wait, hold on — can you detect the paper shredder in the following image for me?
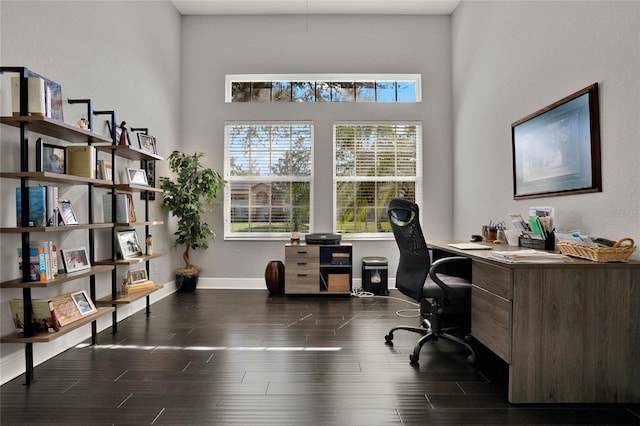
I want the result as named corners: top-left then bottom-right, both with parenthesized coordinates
top-left (361, 256), bottom-right (388, 295)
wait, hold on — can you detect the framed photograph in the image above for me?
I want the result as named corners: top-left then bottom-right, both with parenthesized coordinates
top-left (137, 133), bottom-right (157, 155)
top-left (126, 168), bottom-right (149, 186)
top-left (105, 119), bottom-right (130, 145)
top-left (61, 247), bottom-right (91, 273)
top-left (117, 229), bottom-right (142, 258)
top-left (70, 289), bottom-right (97, 316)
top-left (58, 199), bottom-right (79, 225)
top-left (98, 160), bottom-right (113, 182)
top-left (127, 268), bottom-right (148, 284)
top-left (512, 83), bottom-right (601, 199)
top-left (35, 138), bottom-right (66, 174)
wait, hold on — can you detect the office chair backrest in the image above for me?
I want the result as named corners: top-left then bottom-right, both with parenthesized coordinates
top-left (388, 198), bottom-right (430, 302)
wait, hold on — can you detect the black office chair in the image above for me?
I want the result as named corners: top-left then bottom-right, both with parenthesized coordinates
top-left (384, 198), bottom-right (476, 365)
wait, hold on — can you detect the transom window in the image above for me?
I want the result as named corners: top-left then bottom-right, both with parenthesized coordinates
top-left (224, 122), bottom-right (313, 240)
top-left (333, 122), bottom-right (422, 239)
top-left (226, 74), bottom-right (421, 103)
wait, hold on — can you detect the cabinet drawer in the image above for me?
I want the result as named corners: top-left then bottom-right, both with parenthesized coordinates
top-left (472, 261), bottom-right (512, 300)
top-left (472, 285), bottom-right (511, 363)
top-left (285, 245), bottom-right (319, 261)
top-left (285, 269), bottom-right (319, 293)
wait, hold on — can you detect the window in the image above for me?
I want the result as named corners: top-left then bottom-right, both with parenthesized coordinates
top-left (226, 74), bottom-right (421, 103)
top-left (333, 122), bottom-right (422, 239)
top-left (224, 122), bottom-right (313, 240)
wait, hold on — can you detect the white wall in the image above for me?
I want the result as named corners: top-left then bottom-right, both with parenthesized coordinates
top-left (452, 0), bottom-right (640, 253)
top-left (0, 1), bottom-right (182, 384)
top-left (180, 14), bottom-right (455, 280)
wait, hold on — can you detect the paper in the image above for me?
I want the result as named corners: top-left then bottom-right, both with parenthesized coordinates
top-left (448, 243), bottom-right (492, 250)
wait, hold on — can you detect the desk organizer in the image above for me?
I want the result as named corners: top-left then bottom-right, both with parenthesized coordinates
top-left (557, 238), bottom-right (636, 262)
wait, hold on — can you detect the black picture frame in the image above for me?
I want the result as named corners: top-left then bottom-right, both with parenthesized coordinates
top-left (512, 83), bottom-right (601, 199)
top-left (35, 138), bottom-right (66, 174)
top-left (106, 119), bottom-right (130, 145)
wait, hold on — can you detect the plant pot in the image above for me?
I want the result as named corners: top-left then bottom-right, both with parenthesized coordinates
top-left (175, 267), bottom-right (200, 292)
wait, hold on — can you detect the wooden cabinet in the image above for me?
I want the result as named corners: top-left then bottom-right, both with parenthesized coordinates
top-left (285, 243), bottom-right (352, 295)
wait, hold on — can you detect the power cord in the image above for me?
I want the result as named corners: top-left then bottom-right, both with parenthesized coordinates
top-left (350, 288), bottom-right (420, 318)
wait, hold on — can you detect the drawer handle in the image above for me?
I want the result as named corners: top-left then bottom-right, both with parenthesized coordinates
top-left (297, 273), bottom-right (307, 277)
top-left (297, 251), bottom-right (308, 254)
top-left (297, 262), bottom-right (307, 266)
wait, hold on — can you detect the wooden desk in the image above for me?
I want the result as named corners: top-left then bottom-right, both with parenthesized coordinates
top-left (428, 240), bottom-right (640, 404)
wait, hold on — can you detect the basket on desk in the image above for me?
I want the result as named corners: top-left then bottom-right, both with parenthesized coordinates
top-left (557, 238), bottom-right (636, 262)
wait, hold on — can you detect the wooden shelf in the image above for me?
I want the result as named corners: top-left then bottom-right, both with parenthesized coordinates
top-left (0, 171), bottom-right (113, 186)
top-left (1, 223), bottom-right (113, 233)
top-left (95, 284), bottom-right (164, 306)
top-left (113, 220), bottom-right (164, 227)
top-left (95, 144), bottom-right (163, 162)
top-left (113, 183), bottom-right (163, 193)
top-left (1, 265), bottom-right (115, 289)
top-left (1, 116), bottom-right (112, 144)
top-left (95, 252), bottom-right (163, 266)
top-left (0, 307), bottom-right (115, 343)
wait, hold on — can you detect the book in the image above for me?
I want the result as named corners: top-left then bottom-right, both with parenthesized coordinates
top-left (103, 193), bottom-right (131, 223)
top-left (17, 246), bottom-right (40, 281)
top-left (50, 243), bottom-right (59, 278)
top-left (66, 145), bottom-right (96, 178)
top-left (127, 280), bottom-right (157, 294)
top-left (11, 76), bottom-right (45, 116)
top-left (46, 186), bottom-right (59, 226)
top-left (9, 299), bottom-right (58, 333)
top-left (15, 186), bottom-right (47, 227)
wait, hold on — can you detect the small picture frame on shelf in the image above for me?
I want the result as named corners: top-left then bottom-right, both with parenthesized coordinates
top-left (70, 289), bottom-right (97, 316)
top-left (127, 268), bottom-right (148, 284)
top-left (61, 247), bottom-right (91, 273)
top-left (137, 133), bottom-right (157, 155)
top-left (105, 119), bottom-right (130, 145)
top-left (126, 168), bottom-right (149, 186)
top-left (35, 138), bottom-right (66, 174)
top-left (57, 199), bottom-right (78, 225)
top-left (117, 229), bottom-right (143, 259)
top-left (98, 160), bottom-right (113, 182)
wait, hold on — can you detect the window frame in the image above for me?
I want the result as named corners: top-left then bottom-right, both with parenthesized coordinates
top-left (332, 121), bottom-right (423, 240)
top-left (225, 73), bottom-right (422, 103)
top-left (224, 121), bottom-right (314, 241)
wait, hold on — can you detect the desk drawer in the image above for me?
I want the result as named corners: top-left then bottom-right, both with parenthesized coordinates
top-left (472, 285), bottom-right (511, 363)
top-left (473, 262), bottom-right (512, 300)
top-left (285, 268), bottom-right (319, 293)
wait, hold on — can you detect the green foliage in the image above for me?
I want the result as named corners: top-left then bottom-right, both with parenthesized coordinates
top-left (159, 151), bottom-right (225, 270)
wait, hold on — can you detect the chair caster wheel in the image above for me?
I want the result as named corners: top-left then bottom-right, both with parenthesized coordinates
top-left (409, 354), bottom-right (419, 365)
top-left (467, 354), bottom-right (476, 364)
top-left (464, 334), bottom-right (472, 342)
top-left (384, 334), bottom-right (394, 345)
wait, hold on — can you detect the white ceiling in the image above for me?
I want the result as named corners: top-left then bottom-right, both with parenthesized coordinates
top-left (171, 0), bottom-right (461, 16)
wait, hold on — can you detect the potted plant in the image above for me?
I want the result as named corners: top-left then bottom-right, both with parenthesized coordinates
top-left (159, 151), bottom-right (225, 292)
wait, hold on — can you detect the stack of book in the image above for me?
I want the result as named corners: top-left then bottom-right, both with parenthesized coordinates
top-left (15, 185), bottom-right (59, 227)
top-left (17, 240), bottom-right (58, 281)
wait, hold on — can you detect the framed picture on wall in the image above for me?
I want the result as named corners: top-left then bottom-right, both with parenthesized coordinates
top-left (512, 83), bottom-right (601, 199)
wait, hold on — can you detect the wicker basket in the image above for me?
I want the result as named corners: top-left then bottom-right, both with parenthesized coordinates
top-left (557, 238), bottom-right (636, 262)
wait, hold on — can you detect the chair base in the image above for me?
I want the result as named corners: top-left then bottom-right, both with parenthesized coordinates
top-left (385, 320), bottom-right (476, 365)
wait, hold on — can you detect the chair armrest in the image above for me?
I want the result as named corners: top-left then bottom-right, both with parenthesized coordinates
top-left (429, 256), bottom-right (472, 301)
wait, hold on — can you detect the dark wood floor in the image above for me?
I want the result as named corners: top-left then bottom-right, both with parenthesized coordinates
top-left (2, 289), bottom-right (639, 425)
